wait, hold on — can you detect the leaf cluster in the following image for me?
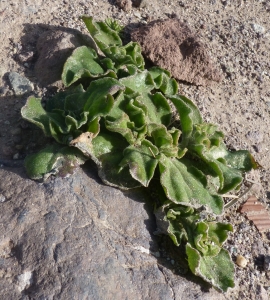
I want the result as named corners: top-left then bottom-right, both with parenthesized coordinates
top-left (21, 16), bottom-right (258, 292)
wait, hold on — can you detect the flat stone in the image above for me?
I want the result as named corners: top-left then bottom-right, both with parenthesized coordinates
top-left (0, 166), bottom-right (225, 299)
top-left (8, 72), bottom-right (33, 95)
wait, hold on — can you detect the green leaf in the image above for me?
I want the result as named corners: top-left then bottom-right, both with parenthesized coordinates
top-left (106, 91), bottom-right (147, 144)
top-left (24, 144), bottom-right (87, 181)
top-left (186, 244), bottom-right (235, 292)
top-left (147, 123), bottom-right (180, 157)
top-left (70, 131), bottom-right (140, 189)
top-left (148, 66), bottom-right (178, 95)
top-left (82, 16), bottom-right (122, 51)
top-left (169, 95), bottom-right (203, 146)
top-left (120, 139), bottom-right (159, 187)
top-left (158, 155), bottom-right (223, 215)
top-left (83, 77), bottom-right (125, 121)
top-left (193, 221), bottom-right (233, 257)
top-left (62, 46), bottom-right (105, 87)
top-left (21, 96), bottom-right (51, 136)
top-left (119, 70), bottom-right (155, 92)
top-left (105, 18), bottom-right (124, 33)
top-left (46, 85), bottom-right (85, 112)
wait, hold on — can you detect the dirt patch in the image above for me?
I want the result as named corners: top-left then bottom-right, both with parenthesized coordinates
top-left (131, 18), bottom-right (223, 86)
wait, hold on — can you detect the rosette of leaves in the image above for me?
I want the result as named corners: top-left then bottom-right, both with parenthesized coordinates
top-left (21, 16), bottom-right (258, 291)
top-left (155, 201), bottom-right (234, 292)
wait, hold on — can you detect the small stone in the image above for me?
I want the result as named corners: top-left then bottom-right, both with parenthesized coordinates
top-left (17, 271), bottom-right (33, 292)
top-left (0, 194), bottom-right (6, 203)
top-left (251, 24), bottom-right (265, 34)
top-left (236, 255), bottom-right (248, 268)
top-left (134, 11), bottom-right (141, 18)
top-left (4, 120), bottom-right (10, 125)
top-left (115, 0), bottom-right (132, 11)
top-left (8, 72), bottom-right (33, 96)
top-left (13, 153), bottom-right (19, 160)
top-left (0, 240), bottom-right (14, 258)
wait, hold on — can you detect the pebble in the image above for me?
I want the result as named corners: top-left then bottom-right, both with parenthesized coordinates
top-left (251, 23), bottom-right (265, 35)
top-left (133, 11), bottom-right (141, 18)
top-left (13, 153), bottom-right (19, 160)
top-left (8, 72), bottom-right (34, 96)
top-left (0, 194), bottom-right (6, 203)
top-left (236, 255), bottom-right (248, 268)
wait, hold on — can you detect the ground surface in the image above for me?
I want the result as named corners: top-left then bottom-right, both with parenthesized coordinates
top-left (0, 1), bottom-right (269, 299)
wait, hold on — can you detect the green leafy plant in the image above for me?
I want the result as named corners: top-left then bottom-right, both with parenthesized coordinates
top-left (21, 16), bottom-right (258, 292)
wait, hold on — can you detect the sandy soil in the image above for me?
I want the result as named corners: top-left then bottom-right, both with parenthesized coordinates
top-left (0, 1), bottom-right (269, 299)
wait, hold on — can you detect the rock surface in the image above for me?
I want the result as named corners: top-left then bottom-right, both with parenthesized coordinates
top-left (0, 166), bottom-right (224, 299)
top-left (131, 19), bottom-right (223, 86)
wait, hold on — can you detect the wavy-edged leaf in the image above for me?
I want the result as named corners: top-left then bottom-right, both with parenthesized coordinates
top-left (186, 244), bottom-right (235, 292)
top-left (193, 221), bottom-right (233, 257)
top-left (46, 84), bottom-right (85, 112)
top-left (62, 46), bottom-right (105, 87)
top-left (169, 95), bottom-right (203, 146)
top-left (21, 96), bottom-right (51, 136)
top-left (147, 123), bottom-right (180, 157)
top-left (159, 155), bottom-right (223, 215)
top-left (83, 77), bottom-right (125, 121)
top-left (120, 139), bottom-right (159, 187)
top-left (119, 70), bottom-right (154, 92)
top-left (148, 66), bottom-right (178, 95)
top-left (24, 144), bottom-right (87, 181)
top-left (193, 142), bottom-right (256, 193)
top-left (82, 16), bottom-right (122, 51)
top-left (106, 91), bottom-right (147, 144)
top-left (70, 131), bottom-right (140, 189)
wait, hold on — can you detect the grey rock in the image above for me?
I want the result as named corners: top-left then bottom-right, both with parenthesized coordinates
top-left (8, 72), bottom-right (33, 95)
top-left (0, 166), bottom-right (225, 299)
top-left (0, 193), bottom-right (6, 202)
